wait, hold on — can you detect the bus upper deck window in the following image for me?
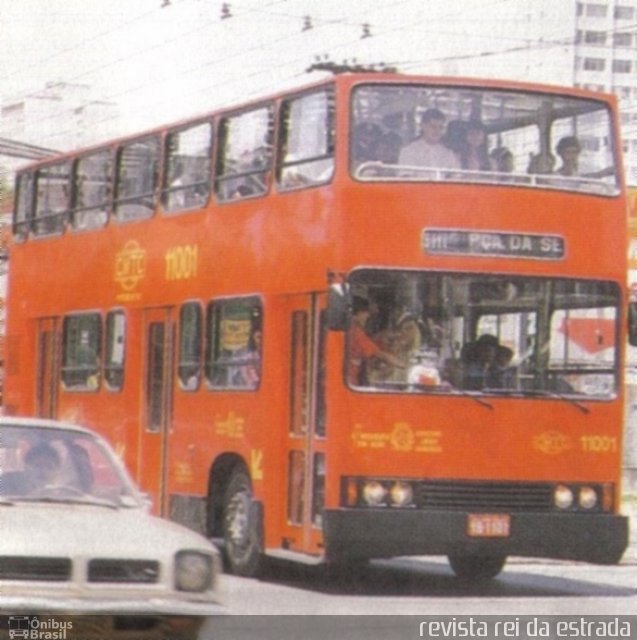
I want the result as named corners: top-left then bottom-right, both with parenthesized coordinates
top-left (350, 84), bottom-right (619, 195)
top-left (278, 89), bottom-right (335, 190)
top-left (114, 136), bottom-right (160, 223)
top-left (13, 172), bottom-right (34, 242)
top-left (72, 149), bottom-right (113, 231)
top-left (215, 105), bottom-right (274, 203)
top-left (163, 122), bottom-right (212, 213)
top-left (34, 162), bottom-right (71, 237)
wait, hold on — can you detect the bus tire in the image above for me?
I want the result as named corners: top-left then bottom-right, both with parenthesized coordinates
top-left (222, 467), bottom-right (263, 577)
top-left (448, 554), bottom-right (506, 581)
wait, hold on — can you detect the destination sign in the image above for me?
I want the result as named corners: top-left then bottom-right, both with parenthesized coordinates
top-left (422, 228), bottom-right (565, 260)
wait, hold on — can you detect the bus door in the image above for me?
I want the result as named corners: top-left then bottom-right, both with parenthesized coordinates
top-left (36, 317), bottom-right (60, 418)
top-left (283, 293), bottom-right (327, 556)
top-left (140, 307), bottom-right (175, 516)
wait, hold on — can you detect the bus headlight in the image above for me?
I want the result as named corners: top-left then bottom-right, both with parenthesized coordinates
top-left (578, 486), bottom-right (598, 510)
top-left (554, 484), bottom-right (574, 509)
top-left (390, 481), bottom-right (414, 507)
top-left (175, 551), bottom-right (214, 592)
top-left (362, 480), bottom-right (387, 506)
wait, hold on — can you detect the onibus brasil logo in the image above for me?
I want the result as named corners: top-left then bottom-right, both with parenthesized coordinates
top-left (8, 616), bottom-right (72, 640)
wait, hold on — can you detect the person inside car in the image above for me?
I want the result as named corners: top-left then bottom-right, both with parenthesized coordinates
top-left (24, 443), bottom-right (62, 492)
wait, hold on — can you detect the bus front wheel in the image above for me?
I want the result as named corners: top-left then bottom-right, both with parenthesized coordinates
top-left (448, 554), bottom-right (507, 581)
top-left (222, 468), bottom-right (263, 577)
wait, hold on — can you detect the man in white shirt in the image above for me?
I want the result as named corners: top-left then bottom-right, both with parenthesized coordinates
top-left (399, 108), bottom-right (460, 169)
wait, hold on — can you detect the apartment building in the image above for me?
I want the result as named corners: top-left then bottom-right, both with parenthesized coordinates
top-left (0, 81), bottom-right (119, 173)
top-left (574, 0), bottom-right (637, 185)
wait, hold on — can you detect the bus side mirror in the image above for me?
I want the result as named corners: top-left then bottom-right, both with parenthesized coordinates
top-left (629, 302), bottom-right (637, 346)
top-left (327, 284), bottom-right (348, 331)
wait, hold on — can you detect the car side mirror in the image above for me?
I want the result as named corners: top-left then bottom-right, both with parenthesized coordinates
top-left (327, 283), bottom-right (348, 331)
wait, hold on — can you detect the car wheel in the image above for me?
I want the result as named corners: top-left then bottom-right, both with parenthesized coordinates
top-left (448, 554), bottom-right (507, 581)
top-left (222, 468), bottom-right (263, 577)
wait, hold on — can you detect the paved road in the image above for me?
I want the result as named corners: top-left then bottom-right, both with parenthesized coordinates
top-left (199, 503), bottom-right (637, 638)
top-left (200, 557), bottom-right (637, 638)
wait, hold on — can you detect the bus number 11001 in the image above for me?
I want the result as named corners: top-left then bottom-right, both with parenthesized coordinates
top-left (580, 435), bottom-right (618, 453)
top-left (165, 245), bottom-right (198, 281)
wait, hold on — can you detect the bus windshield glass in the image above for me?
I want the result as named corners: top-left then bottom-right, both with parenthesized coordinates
top-left (351, 84), bottom-right (619, 196)
top-left (347, 269), bottom-right (619, 400)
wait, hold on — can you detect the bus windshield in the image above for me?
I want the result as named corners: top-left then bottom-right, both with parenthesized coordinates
top-left (347, 269), bottom-right (619, 400)
top-left (351, 84), bottom-right (619, 196)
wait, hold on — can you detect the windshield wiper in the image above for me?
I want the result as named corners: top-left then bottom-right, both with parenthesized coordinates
top-left (520, 389), bottom-right (590, 414)
top-left (448, 388), bottom-right (494, 410)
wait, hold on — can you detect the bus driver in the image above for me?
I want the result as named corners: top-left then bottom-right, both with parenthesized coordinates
top-left (348, 297), bottom-right (407, 386)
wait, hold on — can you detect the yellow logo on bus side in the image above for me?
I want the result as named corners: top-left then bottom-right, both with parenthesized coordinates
top-left (115, 240), bottom-right (147, 296)
top-left (214, 411), bottom-right (245, 439)
top-left (351, 422), bottom-right (442, 453)
top-left (533, 431), bottom-right (572, 455)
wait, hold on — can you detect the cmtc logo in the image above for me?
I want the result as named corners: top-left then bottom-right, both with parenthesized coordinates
top-left (8, 617), bottom-right (73, 640)
top-left (533, 430), bottom-right (572, 455)
top-left (114, 240), bottom-right (146, 301)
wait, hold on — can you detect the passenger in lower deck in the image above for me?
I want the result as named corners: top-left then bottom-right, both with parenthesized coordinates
top-left (462, 335), bottom-right (517, 390)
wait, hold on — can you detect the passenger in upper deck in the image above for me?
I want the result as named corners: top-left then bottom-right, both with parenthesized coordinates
top-left (398, 108), bottom-right (460, 170)
top-left (376, 131), bottom-right (402, 165)
top-left (352, 122), bottom-right (382, 167)
top-left (527, 152), bottom-right (555, 175)
top-left (442, 120), bottom-right (465, 156)
top-left (555, 136), bottom-right (581, 177)
top-left (457, 121), bottom-right (491, 171)
top-left (168, 161), bottom-right (186, 209)
top-left (490, 147), bottom-right (514, 173)
top-left (357, 131), bottom-right (404, 178)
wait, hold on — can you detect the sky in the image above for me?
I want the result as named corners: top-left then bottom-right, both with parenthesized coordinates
top-left (0, 0), bottom-right (575, 147)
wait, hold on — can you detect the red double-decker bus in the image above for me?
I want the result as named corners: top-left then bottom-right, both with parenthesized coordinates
top-left (5, 73), bottom-right (632, 579)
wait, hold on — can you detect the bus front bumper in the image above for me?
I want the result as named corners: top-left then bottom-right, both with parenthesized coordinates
top-left (323, 509), bottom-right (629, 565)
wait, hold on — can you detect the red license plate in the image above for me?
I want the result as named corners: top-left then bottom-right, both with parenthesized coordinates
top-left (467, 513), bottom-right (511, 537)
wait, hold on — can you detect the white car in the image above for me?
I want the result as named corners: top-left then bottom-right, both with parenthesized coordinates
top-left (0, 417), bottom-right (224, 639)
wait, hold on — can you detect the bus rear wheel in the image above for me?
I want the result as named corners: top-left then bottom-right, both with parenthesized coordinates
top-left (222, 468), bottom-right (263, 577)
top-left (448, 554), bottom-right (507, 581)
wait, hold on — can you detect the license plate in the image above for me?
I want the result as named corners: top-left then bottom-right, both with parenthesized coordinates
top-left (467, 513), bottom-right (511, 537)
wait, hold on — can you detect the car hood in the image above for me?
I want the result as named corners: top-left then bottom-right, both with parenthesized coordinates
top-left (0, 502), bottom-right (214, 557)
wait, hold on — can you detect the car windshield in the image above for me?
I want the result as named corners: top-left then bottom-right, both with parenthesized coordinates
top-left (0, 425), bottom-right (142, 507)
top-left (347, 269), bottom-right (619, 400)
top-left (350, 84), bottom-right (619, 196)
